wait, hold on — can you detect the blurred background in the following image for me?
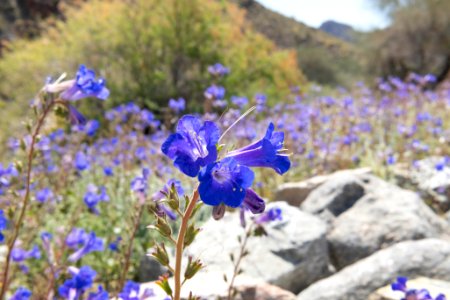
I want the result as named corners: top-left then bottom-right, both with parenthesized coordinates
top-left (0, 0), bottom-right (449, 143)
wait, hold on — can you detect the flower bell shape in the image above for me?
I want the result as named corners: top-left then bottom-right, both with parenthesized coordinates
top-left (0, 209), bottom-right (7, 243)
top-left (68, 231), bottom-right (104, 262)
top-left (198, 157), bottom-right (254, 208)
top-left (162, 115), bottom-right (220, 177)
top-left (59, 65), bottom-right (110, 101)
top-left (226, 123), bottom-right (290, 175)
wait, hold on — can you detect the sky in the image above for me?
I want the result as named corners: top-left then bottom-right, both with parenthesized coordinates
top-left (257, 0), bottom-right (389, 31)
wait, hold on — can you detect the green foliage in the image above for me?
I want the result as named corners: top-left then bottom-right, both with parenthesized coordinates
top-left (0, 0), bottom-right (303, 135)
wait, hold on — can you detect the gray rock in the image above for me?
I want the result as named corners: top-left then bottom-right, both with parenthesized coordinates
top-left (327, 179), bottom-right (448, 268)
top-left (300, 173), bottom-right (366, 218)
top-left (275, 168), bottom-right (372, 207)
top-left (137, 255), bottom-right (168, 282)
top-left (298, 239), bottom-right (450, 300)
top-left (186, 202), bottom-right (331, 294)
top-left (409, 157), bottom-right (450, 210)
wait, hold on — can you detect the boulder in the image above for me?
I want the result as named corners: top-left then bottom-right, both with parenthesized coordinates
top-left (236, 283), bottom-right (297, 300)
top-left (275, 168), bottom-right (371, 207)
top-left (298, 239), bottom-right (450, 300)
top-left (327, 179), bottom-right (449, 268)
top-left (409, 157), bottom-right (450, 210)
top-left (186, 202), bottom-right (331, 294)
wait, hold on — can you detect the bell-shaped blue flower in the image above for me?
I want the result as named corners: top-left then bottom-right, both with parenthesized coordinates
top-left (0, 209), bottom-right (7, 243)
top-left (59, 65), bottom-right (109, 101)
top-left (198, 157), bottom-right (254, 208)
top-left (9, 287), bottom-right (32, 300)
top-left (226, 123), bottom-right (290, 175)
top-left (58, 266), bottom-right (96, 300)
top-left (68, 231), bottom-right (104, 262)
top-left (162, 115), bottom-right (220, 177)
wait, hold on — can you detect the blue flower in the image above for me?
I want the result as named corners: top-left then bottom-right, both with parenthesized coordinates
top-left (204, 85), bottom-right (226, 100)
top-left (255, 207), bottom-right (282, 224)
top-left (0, 209), bottom-right (7, 243)
top-left (68, 105), bottom-right (87, 126)
top-left (103, 166), bottom-right (114, 177)
top-left (108, 236), bottom-right (122, 252)
top-left (131, 168), bottom-right (151, 194)
top-left (66, 228), bottom-right (88, 249)
top-left (88, 286), bottom-right (109, 300)
top-left (241, 189), bottom-right (266, 214)
top-left (169, 98), bottom-right (186, 113)
top-left (84, 120), bottom-right (100, 137)
top-left (74, 151), bottom-right (89, 171)
top-left (231, 96), bottom-right (248, 109)
top-left (198, 157), bottom-right (254, 208)
top-left (83, 184), bottom-right (109, 214)
top-left (226, 123), bottom-right (290, 175)
top-left (207, 63), bottom-right (230, 76)
top-left (390, 277), bottom-right (445, 300)
top-left (161, 115), bottom-right (220, 177)
top-left (36, 187), bottom-right (53, 203)
top-left (391, 277), bottom-right (407, 292)
top-left (59, 65), bottom-right (109, 101)
top-left (58, 266), bottom-right (97, 300)
top-left (9, 287), bottom-right (32, 300)
top-left (68, 231), bottom-right (104, 262)
top-left (11, 245), bottom-right (41, 262)
top-left (118, 281), bottom-right (155, 300)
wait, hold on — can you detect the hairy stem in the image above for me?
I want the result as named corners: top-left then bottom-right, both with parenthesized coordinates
top-left (227, 224), bottom-right (253, 300)
top-left (118, 201), bottom-right (145, 291)
top-left (0, 101), bottom-right (54, 299)
top-left (173, 189), bottom-right (199, 300)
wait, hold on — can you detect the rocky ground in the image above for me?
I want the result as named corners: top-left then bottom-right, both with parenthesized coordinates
top-left (141, 158), bottom-right (450, 300)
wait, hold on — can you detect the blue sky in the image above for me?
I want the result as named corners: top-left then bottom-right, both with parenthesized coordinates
top-left (257, 0), bottom-right (389, 31)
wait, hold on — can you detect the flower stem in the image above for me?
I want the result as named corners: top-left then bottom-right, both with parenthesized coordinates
top-left (227, 224), bottom-right (253, 300)
top-left (173, 189), bottom-right (199, 300)
top-left (118, 200), bottom-right (145, 291)
top-left (0, 101), bottom-right (54, 299)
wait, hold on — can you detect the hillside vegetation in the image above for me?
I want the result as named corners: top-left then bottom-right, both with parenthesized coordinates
top-left (0, 0), bottom-right (303, 141)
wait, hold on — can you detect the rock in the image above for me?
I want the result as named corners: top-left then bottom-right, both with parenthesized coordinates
top-left (327, 179), bottom-right (449, 268)
top-left (409, 157), bottom-right (450, 211)
top-left (298, 239), bottom-right (450, 300)
top-left (275, 168), bottom-right (372, 207)
top-left (300, 172), bottom-right (367, 219)
top-left (368, 277), bottom-right (450, 300)
top-left (237, 283), bottom-right (297, 300)
top-left (186, 202), bottom-right (331, 294)
top-left (137, 255), bottom-right (168, 282)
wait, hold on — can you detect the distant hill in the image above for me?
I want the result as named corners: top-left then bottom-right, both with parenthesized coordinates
top-left (232, 0), bottom-right (354, 55)
top-left (319, 20), bottom-right (356, 43)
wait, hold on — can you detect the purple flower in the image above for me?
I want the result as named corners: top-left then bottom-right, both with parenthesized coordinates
top-left (198, 157), bottom-right (254, 208)
top-left (161, 115), bottom-right (220, 177)
top-left (118, 281), bottom-right (155, 300)
top-left (68, 231), bottom-right (104, 262)
top-left (241, 189), bottom-right (266, 214)
top-left (108, 236), bottom-right (122, 252)
top-left (11, 245), bottom-right (41, 262)
top-left (204, 85), bottom-right (226, 100)
top-left (207, 63), bottom-right (230, 76)
top-left (84, 120), bottom-right (100, 137)
top-left (391, 277), bottom-right (446, 300)
top-left (391, 276), bottom-right (407, 292)
top-left (74, 151), bottom-right (89, 171)
top-left (226, 123), bottom-right (291, 175)
top-left (58, 65), bottom-right (109, 101)
top-left (68, 105), bottom-right (87, 126)
top-left (88, 286), bottom-right (109, 300)
top-left (131, 168), bottom-right (151, 195)
top-left (36, 187), bottom-right (53, 203)
top-left (0, 209), bottom-right (7, 243)
top-left (83, 184), bottom-right (109, 214)
top-left (231, 96), bottom-right (248, 109)
top-left (58, 266), bottom-right (97, 300)
top-left (66, 228), bottom-right (89, 249)
top-left (9, 287), bottom-right (32, 300)
top-left (255, 207), bottom-right (282, 224)
top-left (169, 98), bottom-right (186, 113)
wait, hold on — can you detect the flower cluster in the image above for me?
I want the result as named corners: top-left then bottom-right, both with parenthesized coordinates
top-left (162, 115), bottom-right (290, 215)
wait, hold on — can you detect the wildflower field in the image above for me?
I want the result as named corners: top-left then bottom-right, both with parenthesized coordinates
top-left (1, 0), bottom-right (450, 300)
